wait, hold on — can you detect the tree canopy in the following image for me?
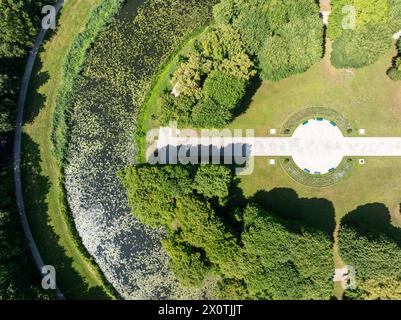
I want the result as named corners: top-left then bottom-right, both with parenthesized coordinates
top-left (331, 24), bottom-right (391, 69)
top-left (214, 0), bottom-right (324, 81)
top-left (339, 204), bottom-right (401, 300)
top-left (119, 164), bottom-right (334, 299)
top-left (0, 0), bottom-right (44, 58)
top-left (328, 0), bottom-right (398, 68)
top-left (161, 25), bottom-right (253, 128)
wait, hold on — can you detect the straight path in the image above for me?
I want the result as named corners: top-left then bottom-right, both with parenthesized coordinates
top-left (156, 120), bottom-right (401, 174)
top-left (14, 0), bottom-right (65, 299)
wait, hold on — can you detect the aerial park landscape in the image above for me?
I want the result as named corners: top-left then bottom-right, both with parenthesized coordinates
top-left (1, 0), bottom-right (401, 307)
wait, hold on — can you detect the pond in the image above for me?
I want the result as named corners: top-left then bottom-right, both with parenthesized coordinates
top-left (64, 0), bottom-right (218, 299)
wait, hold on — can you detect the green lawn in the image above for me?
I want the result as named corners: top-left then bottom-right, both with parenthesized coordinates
top-left (229, 42), bottom-right (401, 137)
top-left (22, 0), bottom-right (113, 299)
top-left (235, 42), bottom-right (401, 275)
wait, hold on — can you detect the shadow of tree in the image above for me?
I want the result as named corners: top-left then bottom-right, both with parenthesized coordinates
top-left (233, 77), bottom-right (262, 118)
top-left (21, 133), bottom-right (110, 300)
top-left (341, 203), bottom-right (401, 244)
top-left (23, 55), bottom-right (49, 124)
top-left (0, 133), bottom-right (12, 165)
top-left (250, 187), bottom-right (336, 238)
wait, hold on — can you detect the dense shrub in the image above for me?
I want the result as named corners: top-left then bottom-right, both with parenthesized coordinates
top-left (388, 40), bottom-right (401, 80)
top-left (331, 24), bottom-right (391, 69)
top-left (191, 98), bottom-right (232, 128)
top-left (389, 0), bottom-right (401, 33)
top-left (203, 70), bottom-right (246, 108)
top-left (160, 92), bottom-right (196, 126)
top-left (162, 25), bottom-right (253, 128)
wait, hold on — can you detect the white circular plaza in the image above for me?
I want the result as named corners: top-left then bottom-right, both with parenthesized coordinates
top-left (291, 118), bottom-right (344, 174)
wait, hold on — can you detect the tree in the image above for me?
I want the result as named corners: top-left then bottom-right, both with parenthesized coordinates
top-left (121, 164), bottom-right (335, 299)
top-left (240, 204), bottom-right (333, 300)
top-left (171, 53), bottom-right (204, 99)
top-left (0, 111), bottom-right (12, 133)
top-left (218, 52), bottom-right (256, 81)
top-left (199, 25), bottom-right (243, 61)
top-left (258, 1), bottom-right (324, 81)
top-left (118, 165), bottom-right (194, 227)
top-left (191, 98), bottom-right (232, 128)
top-left (203, 70), bottom-right (246, 108)
top-left (212, 0), bottom-right (239, 25)
top-left (328, 0), bottom-right (389, 39)
top-left (0, 74), bottom-right (16, 96)
top-left (331, 24), bottom-right (391, 69)
top-left (193, 165), bottom-right (232, 205)
top-left (0, 74), bottom-right (16, 133)
top-left (0, 0), bottom-right (44, 58)
top-left (230, 0), bottom-right (270, 55)
top-left (162, 237), bottom-right (211, 287)
top-left (339, 204), bottom-right (401, 299)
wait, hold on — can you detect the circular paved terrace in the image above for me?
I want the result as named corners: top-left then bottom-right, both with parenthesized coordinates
top-left (291, 118), bottom-right (344, 174)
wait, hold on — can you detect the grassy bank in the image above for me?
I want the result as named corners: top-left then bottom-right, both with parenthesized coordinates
top-left (22, 0), bottom-right (121, 299)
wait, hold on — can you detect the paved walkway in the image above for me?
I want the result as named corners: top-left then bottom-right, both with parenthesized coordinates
top-left (156, 119), bottom-right (401, 174)
top-left (14, 0), bottom-right (64, 299)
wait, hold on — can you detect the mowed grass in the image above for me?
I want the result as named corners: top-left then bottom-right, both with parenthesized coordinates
top-left (22, 0), bottom-right (113, 299)
top-left (229, 42), bottom-right (401, 137)
top-left (235, 42), bottom-right (401, 274)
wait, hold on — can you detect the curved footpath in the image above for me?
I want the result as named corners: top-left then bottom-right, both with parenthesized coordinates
top-left (13, 0), bottom-right (65, 300)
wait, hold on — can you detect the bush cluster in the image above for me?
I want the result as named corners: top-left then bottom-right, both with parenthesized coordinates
top-left (160, 25), bottom-right (254, 128)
